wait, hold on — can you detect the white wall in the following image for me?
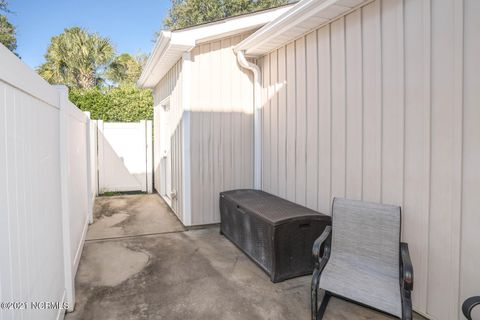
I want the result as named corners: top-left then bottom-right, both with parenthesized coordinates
top-left (153, 33), bottom-right (256, 226)
top-left (188, 33), bottom-right (254, 225)
top-left (258, 0), bottom-right (480, 319)
top-left (153, 59), bottom-right (184, 218)
top-left (0, 44), bottom-right (92, 319)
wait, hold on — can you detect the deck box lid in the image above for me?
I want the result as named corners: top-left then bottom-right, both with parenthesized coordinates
top-left (220, 189), bottom-right (329, 226)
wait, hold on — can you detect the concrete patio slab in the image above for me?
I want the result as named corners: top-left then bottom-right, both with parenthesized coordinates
top-left (86, 194), bottom-right (185, 240)
top-left (68, 195), bottom-right (425, 320)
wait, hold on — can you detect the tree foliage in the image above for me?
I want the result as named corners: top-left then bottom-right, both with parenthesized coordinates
top-left (0, 0), bottom-right (8, 12)
top-left (0, 1), bottom-right (17, 55)
top-left (163, 0), bottom-right (288, 30)
top-left (69, 85), bottom-right (153, 122)
top-left (37, 28), bottom-right (152, 122)
top-left (0, 15), bottom-right (16, 52)
top-left (106, 53), bottom-right (147, 86)
top-left (37, 27), bottom-right (115, 89)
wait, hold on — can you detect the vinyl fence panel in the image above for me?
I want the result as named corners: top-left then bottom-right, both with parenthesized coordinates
top-left (0, 44), bottom-right (93, 319)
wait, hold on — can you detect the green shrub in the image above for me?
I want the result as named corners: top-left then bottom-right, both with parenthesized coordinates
top-left (69, 85), bottom-right (153, 122)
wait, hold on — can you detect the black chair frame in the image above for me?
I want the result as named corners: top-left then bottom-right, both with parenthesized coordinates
top-left (463, 296), bottom-right (480, 320)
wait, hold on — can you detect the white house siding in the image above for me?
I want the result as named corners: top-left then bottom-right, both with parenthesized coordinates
top-left (258, 0), bottom-right (480, 319)
top-left (461, 1), bottom-right (480, 320)
top-left (189, 33), bottom-right (254, 225)
top-left (153, 59), bottom-right (184, 219)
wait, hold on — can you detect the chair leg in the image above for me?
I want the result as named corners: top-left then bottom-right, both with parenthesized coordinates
top-left (311, 268), bottom-right (320, 320)
top-left (311, 268), bottom-right (331, 320)
top-left (402, 291), bottom-right (413, 320)
top-left (317, 292), bottom-right (331, 319)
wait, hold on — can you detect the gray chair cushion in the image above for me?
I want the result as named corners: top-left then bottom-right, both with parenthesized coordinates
top-left (319, 198), bottom-right (402, 317)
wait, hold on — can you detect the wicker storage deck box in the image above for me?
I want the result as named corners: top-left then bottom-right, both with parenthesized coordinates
top-left (220, 189), bottom-right (331, 282)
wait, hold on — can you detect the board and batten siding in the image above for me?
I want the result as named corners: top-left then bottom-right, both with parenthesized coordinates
top-left (259, 0), bottom-right (479, 319)
top-left (189, 33), bottom-right (254, 225)
top-left (153, 59), bottom-right (184, 219)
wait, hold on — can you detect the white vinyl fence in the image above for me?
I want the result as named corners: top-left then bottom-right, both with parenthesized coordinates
top-left (96, 120), bottom-right (152, 194)
top-left (0, 44), bottom-right (94, 319)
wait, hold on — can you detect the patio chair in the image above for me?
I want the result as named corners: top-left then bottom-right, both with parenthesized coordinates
top-left (311, 198), bottom-right (413, 320)
top-left (463, 296), bottom-right (480, 320)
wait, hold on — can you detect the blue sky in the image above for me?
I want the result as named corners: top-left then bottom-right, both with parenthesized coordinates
top-left (7, 0), bottom-right (170, 69)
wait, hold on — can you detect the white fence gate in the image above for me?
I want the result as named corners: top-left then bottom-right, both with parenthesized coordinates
top-left (96, 120), bottom-right (153, 194)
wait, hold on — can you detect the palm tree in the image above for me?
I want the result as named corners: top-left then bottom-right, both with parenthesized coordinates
top-left (38, 27), bottom-right (114, 89)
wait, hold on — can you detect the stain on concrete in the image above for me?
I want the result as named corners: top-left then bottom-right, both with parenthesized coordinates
top-left (86, 213), bottom-right (129, 239)
top-left (87, 194), bottom-right (185, 240)
top-left (77, 241), bottom-right (149, 287)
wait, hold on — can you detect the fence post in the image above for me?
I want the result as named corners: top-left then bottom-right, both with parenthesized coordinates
top-left (97, 120), bottom-right (104, 195)
top-left (84, 112), bottom-right (93, 224)
top-left (146, 120), bottom-right (153, 193)
top-left (93, 120), bottom-right (99, 196)
top-left (140, 120), bottom-right (147, 192)
top-left (55, 85), bottom-right (75, 312)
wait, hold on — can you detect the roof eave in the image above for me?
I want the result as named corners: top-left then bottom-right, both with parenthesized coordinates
top-left (137, 31), bottom-right (173, 88)
top-left (235, 0), bottom-right (373, 57)
top-left (138, 4), bottom-right (295, 88)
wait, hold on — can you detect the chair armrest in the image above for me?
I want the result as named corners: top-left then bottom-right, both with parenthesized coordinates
top-left (463, 296), bottom-right (480, 320)
top-left (400, 242), bottom-right (414, 291)
top-left (312, 226), bottom-right (332, 262)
